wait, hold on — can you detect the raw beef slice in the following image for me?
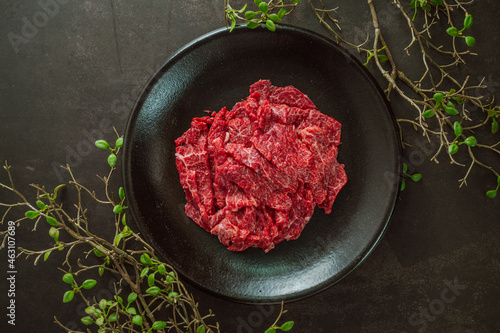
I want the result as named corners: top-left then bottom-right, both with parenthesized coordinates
top-left (175, 80), bottom-right (347, 252)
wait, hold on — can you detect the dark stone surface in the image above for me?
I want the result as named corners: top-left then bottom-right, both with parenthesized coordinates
top-left (0, 1), bottom-right (498, 332)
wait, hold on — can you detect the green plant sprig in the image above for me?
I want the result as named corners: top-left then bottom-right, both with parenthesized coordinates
top-left (224, 0), bottom-right (302, 32)
top-left (0, 133), bottom-right (295, 332)
top-left (401, 163), bottom-right (423, 191)
top-left (410, 0), bottom-right (442, 21)
top-left (309, 0), bottom-right (499, 197)
top-left (446, 13), bottom-right (476, 47)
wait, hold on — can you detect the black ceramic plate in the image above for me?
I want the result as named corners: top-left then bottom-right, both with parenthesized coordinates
top-left (123, 25), bottom-right (401, 303)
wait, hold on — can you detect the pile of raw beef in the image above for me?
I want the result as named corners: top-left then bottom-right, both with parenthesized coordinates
top-left (175, 80), bottom-right (347, 252)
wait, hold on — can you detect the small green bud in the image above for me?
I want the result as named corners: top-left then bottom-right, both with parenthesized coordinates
top-left (152, 321), bottom-right (167, 330)
top-left (258, 2), bottom-right (269, 13)
top-left (25, 210), bottom-right (40, 219)
top-left (446, 27), bottom-right (459, 36)
top-left (266, 19), bottom-right (276, 31)
top-left (463, 14), bottom-right (473, 29)
top-left (280, 321), bottom-right (295, 331)
top-left (146, 286), bottom-right (161, 296)
top-left (448, 143), bottom-right (459, 155)
top-left (108, 153), bottom-right (117, 167)
top-left (95, 140), bottom-right (110, 150)
top-left (115, 137), bottom-right (124, 148)
top-left (62, 273), bottom-right (74, 285)
top-left (465, 36), bottom-right (476, 47)
top-left (433, 92), bottom-right (444, 103)
top-left (63, 290), bottom-right (74, 303)
top-left (132, 315), bottom-right (143, 326)
top-left (82, 279), bottom-right (97, 289)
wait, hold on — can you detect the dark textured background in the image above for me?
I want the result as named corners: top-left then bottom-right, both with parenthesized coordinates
top-left (0, 0), bottom-right (499, 332)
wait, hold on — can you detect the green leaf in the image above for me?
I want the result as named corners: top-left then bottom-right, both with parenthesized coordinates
top-left (246, 21), bottom-right (260, 29)
top-left (36, 200), bottom-right (46, 210)
top-left (108, 313), bottom-right (117, 322)
top-left (409, 174), bottom-right (422, 182)
top-left (197, 326), bottom-right (206, 333)
top-left (146, 286), bottom-right (161, 296)
top-left (403, 163), bottom-right (408, 174)
top-left (108, 153), bottom-right (117, 167)
top-left (400, 179), bottom-right (406, 191)
top-left (132, 315), bottom-right (143, 326)
top-left (94, 249), bottom-right (104, 257)
top-left (168, 291), bottom-right (179, 302)
top-left (148, 272), bottom-right (156, 287)
top-left (49, 227), bottom-right (59, 241)
top-left (230, 18), bottom-right (236, 32)
top-left (245, 11), bottom-right (256, 20)
top-left (377, 54), bottom-right (389, 63)
top-left (429, 0), bottom-right (442, 5)
top-left (151, 321), bottom-right (167, 330)
top-left (280, 321), bottom-right (295, 331)
top-left (486, 190), bottom-right (497, 198)
top-left (157, 264), bottom-right (166, 275)
top-left (118, 186), bottom-right (125, 201)
top-left (44, 250), bottom-right (52, 261)
top-left (63, 290), bottom-right (74, 303)
top-left (422, 109), bottom-right (435, 118)
top-left (85, 306), bottom-right (96, 314)
top-left (453, 121), bottom-right (463, 137)
top-left (254, 0), bottom-right (262, 5)
top-left (127, 292), bottom-right (138, 304)
top-left (114, 233), bottom-right (124, 246)
top-left (140, 253), bottom-right (154, 266)
top-left (99, 299), bottom-right (107, 310)
top-left (433, 92), bottom-right (444, 103)
top-left (63, 273), bottom-right (74, 285)
top-left (465, 36), bottom-right (476, 47)
top-left (278, 7), bottom-right (287, 18)
top-left (140, 267), bottom-right (150, 278)
top-left (113, 204), bottom-right (123, 214)
top-left (237, 4), bottom-right (247, 13)
top-left (126, 307), bottom-right (137, 315)
top-left (463, 136), bottom-right (477, 147)
top-left (463, 14), bottom-right (473, 29)
top-left (445, 107), bottom-right (459, 116)
top-left (46, 215), bottom-right (58, 226)
top-left (420, 2), bottom-right (431, 11)
top-left (497, 176), bottom-right (500, 185)
top-left (258, 2), bottom-right (269, 13)
top-left (266, 19), bottom-right (276, 31)
top-left (446, 27), bottom-right (459, 36)
top-left (269, 14), bottom-right (281, 22)
top-left (95, 140), bottom-right (110, 150)
top-left (82, 279), bottom-right (97, 289)
top-left (166, 271), bottom-right (176, 283)
top-left (492, 118), bottom-right (499, 134)
top-left (81, 316), bottom-right (94, 325)
top-left (52, 184), bottom-right (65, 201)
top-left (448, 143), bottom-right (459, 155)
top-left (114, 295), bottom-right (123, 305)
top-left (95, 317), bottom-right (104, 326)
top-left (98, 266), bottom-right (104, 276)
top-left (25, 210), bottom-right (40, 219)
top-left (410, 0), bottom-right (417, 9)
top-left (265, 328), bottom-right (277, 333)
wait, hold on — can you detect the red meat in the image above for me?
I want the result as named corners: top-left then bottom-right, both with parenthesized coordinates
top-left (175, 80), bottom-right (347, 252)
